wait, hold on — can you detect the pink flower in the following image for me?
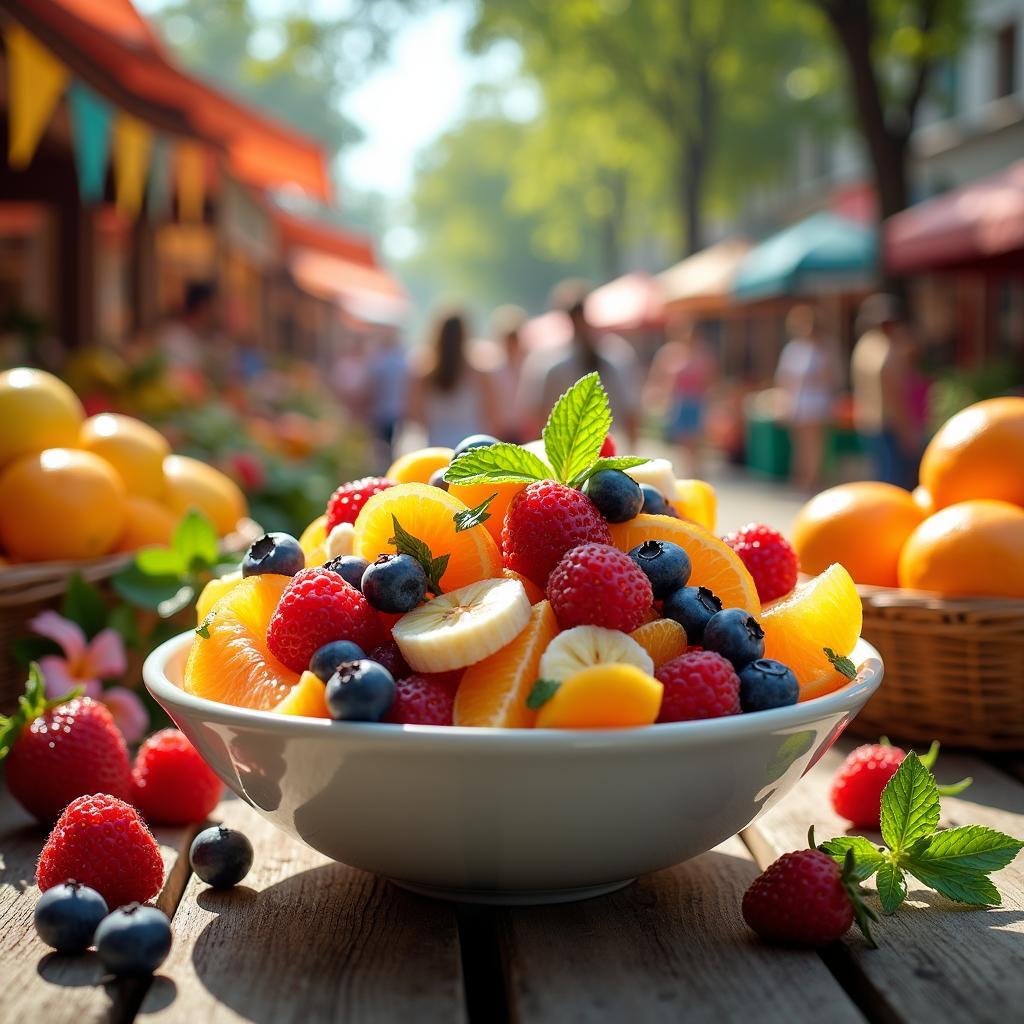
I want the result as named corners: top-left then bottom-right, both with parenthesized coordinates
top-left (100, 686), bottom-right (149, 744)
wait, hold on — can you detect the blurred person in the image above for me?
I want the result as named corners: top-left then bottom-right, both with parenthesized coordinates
top-left (406, 310), bottom-right (498, 449)
top-left (775, 304), bottom-right (840, 492)
top-left (367, 330), bottom-right (408, 460)
top-left (331, 335), bottom-right (372, 425)
top-left (644, 316), bottom-right (717, 476)
top-left (156, 281), bottom-right (216, 373)
top-left (851, 294), bottom-right (926, 490)
top-left (518, 281), bottom-right (639, 446)
top-left (489, 304), bottom-right (528, 442)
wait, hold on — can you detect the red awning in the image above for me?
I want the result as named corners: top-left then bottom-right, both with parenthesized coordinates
top-left (885, 162), bottom-right (1024, 273)
top-left (585, 272), bottom-right (665, 332)
top-left (289, 247), bottom-right (407, 326)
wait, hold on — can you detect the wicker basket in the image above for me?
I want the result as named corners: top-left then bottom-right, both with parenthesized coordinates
top-left (853, 585), bottom-right (1024, 751)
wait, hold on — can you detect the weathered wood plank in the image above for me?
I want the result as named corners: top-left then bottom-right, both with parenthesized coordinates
top-left (0, 785), bottom-right (198, 1024)
top-left (139, 798), bottom-right (466, 1024)
top-left (499, 834), bottom-right (866, 1024)
top-left (743, 740), bottom-right (1024, 1024)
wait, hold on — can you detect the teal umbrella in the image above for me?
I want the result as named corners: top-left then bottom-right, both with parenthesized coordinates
top-left (732, 211), bottom-right (878, 301)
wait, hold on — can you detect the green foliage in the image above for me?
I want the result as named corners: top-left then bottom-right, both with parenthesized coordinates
top-left (389, 516), bottom-right (450, 595)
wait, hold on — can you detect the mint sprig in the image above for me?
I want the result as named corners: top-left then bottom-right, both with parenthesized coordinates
top-left (444, 442), bottom-right (552, 486)
top-left (526, 679), bottom-right (560, 710)
top-left (453, 493), bottom-right (498, 533)
top-left (824, 647), bottom-right (857, 679)
top-left (820, 751), bottom-right (1023, 914)
top-left (0, 664), bottom-right (83, 761)
top-left (389, 515), bottom-right (450, 595)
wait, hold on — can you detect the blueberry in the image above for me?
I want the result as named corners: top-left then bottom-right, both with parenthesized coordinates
top-left (33, 881), bottom-right (108, 954)
top-left (738, 659), bottom-right (799, 712)
top-left (361, 554), bottom-right (428, 613)
top-left (189, 825), bottom-right (254, 889)
top-left (661, 586), bottom-right (722, 643)
top-left (582, 469), bottom-right (643, 523)
top-left (242, 532), bottom-right (305, 578)
top-left (324, 555), bottom-right (370, 591)
top-left (703, 608), bottom-right (765, 669)
top-left (453, 434), bottom-right (500, 458)
top-left (428, 467), bottom-right (449, 491)
top-left (639, 484), bottom-right (677, 517)
top-left (94, 904), bottom-right (172, 977)
top-left (628, 540), bottom-right (691, 598)
top-left (309, 640), bottom-right (367, 682)
top-left (325, 660), bottom-right (395, 722)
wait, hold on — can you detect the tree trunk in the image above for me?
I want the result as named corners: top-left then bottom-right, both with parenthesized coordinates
top-left (676, 49), bottom-right (714, 258)
top-left (598, 172), bottom-right (627, 280)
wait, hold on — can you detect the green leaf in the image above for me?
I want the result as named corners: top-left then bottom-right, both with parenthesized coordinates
top-left (389, 515), bottom-right (450, 595)
top-left (570, 455), bottom-right (650, 489)
top-left (195, 612), bottom-right (215, 639)
top-left (444, 442), bottom-right (552, 485)
top-left (902, 856), bottom-right (1002, 907)
top-left (819, 836), bottom-right (887, 881)
top-left (0, 664), bottom-right (81, 761)
top-left (453, 493), bottom-right (498, 533)
top-left (880, 751), bottom-right (941, 854)
top-left (113, 563), bottom-right (190, 611)
top-left (907, 825), bottom-right (1024, 875)
top-left (136, 546), bottom-right (186, 576)
top-left (823, 647), bottom-right (857, 679)
top-left (173, 509), bottom-right (219, 570)
top-left (106, 604), bottom-right (140, 648)
top-left (838, 847), bottom-right (879, 947)
top-left (542, 372), bottom-right (612, 484)
top-left (875, 861), bottom-right (908, 914)
top-left (61, 573), bottom-right (109, 639)
top-left (526, 679), bottom-right (560, 710)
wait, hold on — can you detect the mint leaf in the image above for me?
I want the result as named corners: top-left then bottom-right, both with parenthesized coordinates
top-left (444, 442), bottom-right (552, 486)
top-left (824, 647), bottom-right (857, 679)
top-left (173, 509), bottom-right (219, 570)
top-left (570, 455), bottom-right (650, 489)
top-left (195, 612), bottom-right (215, 639)
top-left (819, 836), bottom-right (886, 881)
top-left (526, 679), bottom-right (560, 710)
top-left (543, 373), bottom-right (612, 485)
top-left (880, 751), bottom-right (940, 854)
top-left (875, 861), bottom-right (908, 914)
top-left (907, 825), bottom-right (1024, 875)
top-left (113, 563), bottom-right (191, 611)
top-left (454, 493), bottom-right (497, 533)
top-left (136, 546), bottom-right (186, 576)
top-left (389, 515), bottom-right (449, 595)
top-left (902, 855), bottom-right (1002, 906)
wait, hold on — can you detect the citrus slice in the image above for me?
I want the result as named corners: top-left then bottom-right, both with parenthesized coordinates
top-left (608, 514), bottom-right (760, 614)
top-left (760, 563), bottom-right (862, 700)
top-left (448, 480), bottom-right (526, 545)
top-left (274, 671), bottom-right (330, 718)
top-left (387, 446), bottom-right (454, 484)
top-left (454, 600), bottom-right (559, 727)
top-left (630, 619), bottom-right (688, 668)
top-left (671, 479), bottom-right (716, 531)
top-left (353, 482), bottom-right (502, 593)
top-left (184, 574), bottom-right (299, 710)
top-left (535, 664), bottom-right (663, 729)
top-left (299, 514), bottom-right (327, 556)
top-left (196, 570), bottom-right (243, 623)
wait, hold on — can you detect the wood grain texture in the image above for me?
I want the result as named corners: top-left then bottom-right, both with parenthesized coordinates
top-left (140, 797), bottom-right (466, 1024)
top-left (499, 835), bottom-right (865, 1024)
top-left (0, 786), bottom-right (197, 1024)
top-left (743, 740), bottom-right (1024, 1024)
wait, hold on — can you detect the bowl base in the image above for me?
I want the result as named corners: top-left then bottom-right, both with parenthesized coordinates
top-left (390, 877), bottom-right (636, 905)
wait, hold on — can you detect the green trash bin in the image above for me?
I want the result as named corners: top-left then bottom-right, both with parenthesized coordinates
top-left (744, 392), bottom-right (791, 479)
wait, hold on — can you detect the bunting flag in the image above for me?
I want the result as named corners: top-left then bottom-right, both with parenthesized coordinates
top-left (67, 82), bottom-right (113, 203)
top-left (6, 25), bottom-right (69, 169)
top-left (176, 141), bottom-right (206, 222)
top-left (147, 135), bottom-right (172, 220)
top-left (113, 113), bottom-right (154, 217)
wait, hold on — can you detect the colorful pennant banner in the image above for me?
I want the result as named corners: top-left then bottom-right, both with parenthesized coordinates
top-left (176, 141), bottom-right (207, 223)
top-left (113, 113), bottom-right (154, 217)
top-left (6, 25), bottom-right (69, 169)
top-left (67, 81), bottom-right (113, 203)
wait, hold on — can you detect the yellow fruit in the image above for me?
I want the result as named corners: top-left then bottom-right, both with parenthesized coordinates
top-left (164, 454), bottom-right (247, 536)
top-left (454, 600), bottom-right (560, 727)
top-left (387, 447), bottom-right (454, 484)
top-left (0, 448), bottom-right (126, 561)
top-left (629, 619), bottom-right (688, 668)
top-left (760, 564), bottom-right (862, 700)
top-left (299, 514), bottom-right (327, 555)
top-left (79, 413), bottom-right (170, 499)
top-left (274, 670), bottom-right (330, 718)
top-left (609, 514), bottom-right (760, 614)
top-left (0, 367), bottom-right (84, 469)
top-left (672, 479), bottom-right (717, 531)
top-left (792, 482), bottom-right (924, 588)
top-left (115, 495), bottom-right (178, 552)
top-left (196, 570), bottom-right (243, 623)
top-left (898, 499), bottom-right (1024, 598)
top-left (354, 482), bottom-right (502, 593)
top-left (448, 480), bottom-right (525, 545)
top-left (535, 663), bottom-right (663, 729)
top-left (184, 574), bottom-right (298, 710)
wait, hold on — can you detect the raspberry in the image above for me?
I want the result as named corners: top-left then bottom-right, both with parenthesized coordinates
top-left (502, 481), bottom-right (611, 587)
top-left (546, 543), bottom-right (653, 632)
top-left (267, 566), bottom-right (385, 674)
top-left (131, 729), bottom-right (223, 825)
top-left (37, 794), bottom-right (164, 909)
top-left (326, 477), bottom-right (395, 531)
top-left (655, 651), bottom-right (741, 721)
top-left (723, 524), bottom-right (799, 603)
top-left (384, 672), bottom-right (461, 725)
top-left (742, 848), bottom-right (856, 945)
top-left (370, 640), bottom-right (410, 680)
top-left (830, 743), bottom-right (906, 828)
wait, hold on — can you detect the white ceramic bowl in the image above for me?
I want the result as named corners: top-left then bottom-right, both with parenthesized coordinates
top-left (145, 633), bottom-right (882, 904)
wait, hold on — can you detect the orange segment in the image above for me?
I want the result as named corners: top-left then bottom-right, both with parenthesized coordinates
top-left (184, 574), bottom-right (299, 710)
top-left (299, 514), bottom-right (327, 555)
top-left (630, 619), bottom-right (687, 668)
top-left (503, 567), bottom-right (545, 605)
top-left (196, 570), bottom-right (242, 623)
top-left (449, 480), bottom-right (526, 545)
top-left (454, 600), bottom-right (559, 727)
top-left (760, 563), bottom-right (862, 700)
top-left (274, 671), bottom-right (330, 718)
top-left (672, 479), bottom-right (716, 531)
top-left (353, 482), bottom-right (502, 593)
top-left (535, 664), bottom-right (663, 729)
top-left (608, 514), bottom-right (761, 614)
top-left (387, 447), bottom-right (453, 484)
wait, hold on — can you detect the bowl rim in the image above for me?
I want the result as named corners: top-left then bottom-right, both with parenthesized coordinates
top-left (144, 632), bottom-right (883, 750)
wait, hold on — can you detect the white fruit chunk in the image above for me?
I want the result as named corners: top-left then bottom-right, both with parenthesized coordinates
top-left (539, 625), bottom-right (654, 682)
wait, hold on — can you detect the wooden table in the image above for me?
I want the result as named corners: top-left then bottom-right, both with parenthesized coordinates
top-left (4, 737), bottom-right (1024, 1024)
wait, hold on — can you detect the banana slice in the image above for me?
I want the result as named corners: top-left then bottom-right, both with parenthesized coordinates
top-left (392, 577), bottom-right (532, 673)
top-left (539, 625), bottom-right (654, 682)
top-left (624, 458), bottom-right (677, 501)
top-left (325, 522), bottom-right (355, 560)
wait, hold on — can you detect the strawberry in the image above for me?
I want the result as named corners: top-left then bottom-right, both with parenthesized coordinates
top-left (830, 742), bottom-right (906, 828)
top-left (37, 793), bottom-right (165, 909)
top-left (384, 672), bottom-right (461, 726)
top-left (326, 477), bottom-right (395, 531)
top-left (0, 666), bottom-right (132, 822)
top-left (546, 542), bottom-right (653, 632)
top-left (132, 729), bottom-right (224, 825)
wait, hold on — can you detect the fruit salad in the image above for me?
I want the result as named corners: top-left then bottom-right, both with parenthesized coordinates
top-left (185, 374), bottom-right (864, 728)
